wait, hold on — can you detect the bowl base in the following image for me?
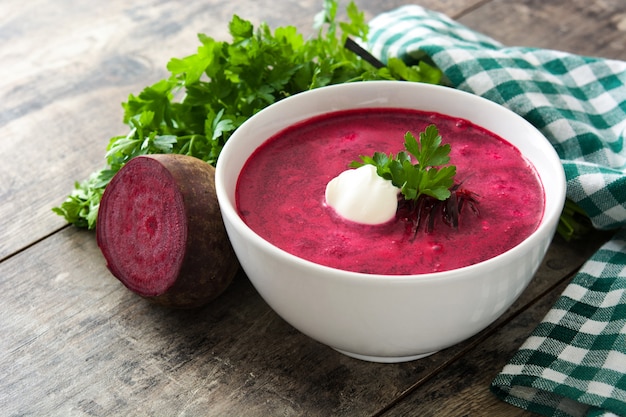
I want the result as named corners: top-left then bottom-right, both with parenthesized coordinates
top-left (333, 348), bottom-right (438, 363)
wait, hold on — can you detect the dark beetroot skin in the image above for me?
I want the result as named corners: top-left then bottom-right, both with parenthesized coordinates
top-left (96, 154), bottom-right (239, 308)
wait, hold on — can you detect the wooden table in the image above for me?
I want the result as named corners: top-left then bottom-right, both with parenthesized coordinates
top-left (2, 1), bottom-right (624, 415)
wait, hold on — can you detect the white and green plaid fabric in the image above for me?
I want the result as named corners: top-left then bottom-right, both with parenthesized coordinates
top-left (368, 6), bottom-right (626, 417)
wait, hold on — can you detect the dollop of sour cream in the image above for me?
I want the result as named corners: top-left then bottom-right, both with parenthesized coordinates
top-left (325, 164), bottom-right (400, 225)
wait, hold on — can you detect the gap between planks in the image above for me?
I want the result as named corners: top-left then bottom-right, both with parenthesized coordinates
top-left (0, 223), bottom-right (71, 264)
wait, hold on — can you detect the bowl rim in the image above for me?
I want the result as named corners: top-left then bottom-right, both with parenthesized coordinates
top-left (215, 81), bottom-right (566, 284)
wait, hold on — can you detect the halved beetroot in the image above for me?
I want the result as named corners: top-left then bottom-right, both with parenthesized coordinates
top-left (96, 154), bottom-right (239, 308)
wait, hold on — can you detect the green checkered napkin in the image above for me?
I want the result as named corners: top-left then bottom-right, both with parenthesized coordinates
top-left (367, 6), bottom-right (626, 417)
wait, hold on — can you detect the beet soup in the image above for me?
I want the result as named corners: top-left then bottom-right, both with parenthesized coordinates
top-left (236, 108), bottom-right (545, 275)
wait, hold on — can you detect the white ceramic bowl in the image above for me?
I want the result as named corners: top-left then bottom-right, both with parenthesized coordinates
top-left (215, 81), bottom-right (566, 363)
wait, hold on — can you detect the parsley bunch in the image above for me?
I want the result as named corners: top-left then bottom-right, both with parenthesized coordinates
top-left (53, 0), bottom-right (443, 229)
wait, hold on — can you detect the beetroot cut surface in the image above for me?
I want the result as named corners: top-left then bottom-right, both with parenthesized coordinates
top-left (96, 154), bottom-right (238, 308)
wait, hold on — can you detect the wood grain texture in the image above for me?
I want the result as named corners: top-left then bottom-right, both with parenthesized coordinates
top-left (0, 0), bottom-right (622, 416)
top-left (458, 0), bottom-right (626, 60)
top-left (0, 227), bottom-right (611, 416)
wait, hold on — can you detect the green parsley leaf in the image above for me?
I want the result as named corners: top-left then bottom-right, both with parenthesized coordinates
top-left (352, 125), bottom-right (456, 202)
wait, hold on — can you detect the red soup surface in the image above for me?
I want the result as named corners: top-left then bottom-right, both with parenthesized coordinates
top-left (236, 108), bottom-right (545, 275)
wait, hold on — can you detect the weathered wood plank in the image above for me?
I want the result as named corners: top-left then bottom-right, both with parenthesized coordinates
top-left (458, 0), bottom-right (626, 60)
top-left (1, 0), bottom-right (622, 416)
top-left (0, 225), bottom-right (609, 416)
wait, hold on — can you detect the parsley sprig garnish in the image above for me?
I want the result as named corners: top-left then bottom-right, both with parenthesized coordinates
top-left (351, 125), bottom-right (456, 202)
top-left (352, 125), bottom-right (479, 234)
